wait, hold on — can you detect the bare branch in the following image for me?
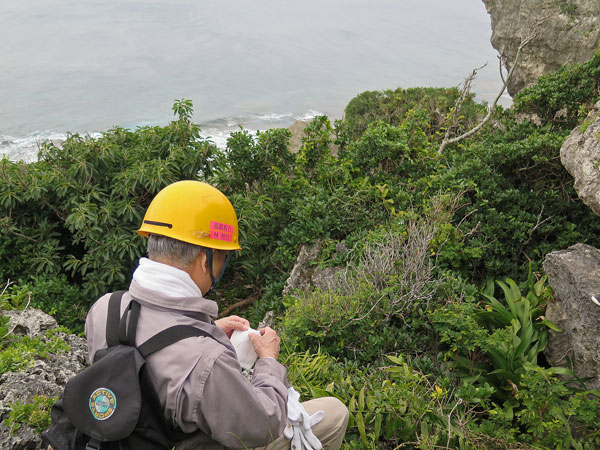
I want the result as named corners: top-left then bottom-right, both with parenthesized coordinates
top-left (438, 64), bottom-right (487, 155)
top-left (219, 294), bottom-right (259, 318)
top-left (436, 11), bottom-right (555, 155)
top-left (520, 204), bottom-right (552, 252)
top-left (2, 291), bottom-right (32, 339)
top-left (1, 279), bottom-right (13, 298)
top-left (498, 55), bottom-right (506, 85)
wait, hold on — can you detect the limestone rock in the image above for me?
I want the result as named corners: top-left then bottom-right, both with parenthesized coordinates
top-left (288, 120), bottom-right (310, 154)
top-left (282, 242), bottom-right (321, 296)
top-left (258, 311), bottom-right (275, 329)
top-left (560, 100), bottom-right (600, 216)
top-left (543, 243), bottom-right (600, 389)
top-left (0, 422), bottom-right (41, 450)
top-left (483, 0), bottom-right (600, 96)
top-left (0, 309), bottom-right (88, 448)
top-left (282, 242), bottom-right (344, 296)
top-left (287, 119), bottom-right (339, 156)
top-left (4, 308), bottom-right (58, 337)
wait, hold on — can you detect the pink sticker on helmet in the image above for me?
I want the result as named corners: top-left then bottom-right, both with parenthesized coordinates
top-left (210, 230), bottom-right (233, 242)
top-left (210, 221), bottom-right (234, 234)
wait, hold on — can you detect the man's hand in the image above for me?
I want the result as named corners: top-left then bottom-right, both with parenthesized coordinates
top-left (215, 315), bottom-right (249, 338)
top-left (249, 327), bottom-right (280, 360)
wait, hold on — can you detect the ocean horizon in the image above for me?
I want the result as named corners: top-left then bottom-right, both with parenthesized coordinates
top-left (0, 0), bottom-right (506, 161)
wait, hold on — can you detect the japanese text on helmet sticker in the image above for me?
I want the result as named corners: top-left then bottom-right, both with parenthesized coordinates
top-left (209, 221), bottom-right (233, 241)
top-left (209, 230), bottom-right (233, 242)
top-left (210, 221), bottom-right (234, 234)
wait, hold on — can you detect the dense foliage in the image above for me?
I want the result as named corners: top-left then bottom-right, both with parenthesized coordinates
top-left (2, 55), bottom-right (600, 448)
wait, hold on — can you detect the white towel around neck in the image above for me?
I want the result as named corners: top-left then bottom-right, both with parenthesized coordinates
top-left (132, 257), bottom-right (203, 298)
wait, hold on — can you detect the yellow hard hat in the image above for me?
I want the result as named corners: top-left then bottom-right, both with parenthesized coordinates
top-left (137, 181), bottom-right (242, 251)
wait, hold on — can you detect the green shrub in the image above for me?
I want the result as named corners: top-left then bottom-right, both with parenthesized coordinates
top-left (514, 53), bottom-right (600, 128)
top-left (6, 395), bottom-right (56, 435)
top-left (340, 86), bottom-right (484, 143)
top-left (0, 100), bottom-right (219, 304)
top-left (431, 269), bottom-right (564, 400)
top-left (474, 369), bottom-right (600, 449)
top-left (0, 326), bottom-right (70, 376)
top-left (6, 276), bottom-right (86, 332)
top-left (342, 113), bottom-right (432, 178)
top-left (434, 116), bottom-right (600, 279)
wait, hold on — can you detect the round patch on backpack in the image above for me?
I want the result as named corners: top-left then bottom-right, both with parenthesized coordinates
top-left (89, 387), bottom-right (117, 420)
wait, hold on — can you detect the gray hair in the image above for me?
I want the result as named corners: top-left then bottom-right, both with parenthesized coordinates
top-left (147, 234), bottom-right (205, 269)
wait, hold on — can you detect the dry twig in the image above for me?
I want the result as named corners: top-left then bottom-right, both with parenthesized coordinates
top-left (1, 285), bottom-right (32, 339)
top-left (437, 14), bottom-right (551, 154)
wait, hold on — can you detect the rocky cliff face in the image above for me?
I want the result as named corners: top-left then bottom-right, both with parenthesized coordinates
top-left (482, 0), bottom-right (600, 96)
top-left (0, 309), bottom-right (88, 449)
top-left (543, 244), bottom-right (600, 390)
top-left (560, 100), bottom-right (600, 215)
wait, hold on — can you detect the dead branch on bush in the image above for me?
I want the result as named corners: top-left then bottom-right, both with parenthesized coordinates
top-left (322, 195), bottom-right (463, 325)
top-left (219, 294), bottom-right (259, 318)
top-left (0, 279), bottom-right (12, 298)
top-left (519, 204), bottom-right (553, 259)
top-left (437, 14), bottom-right (552, 155)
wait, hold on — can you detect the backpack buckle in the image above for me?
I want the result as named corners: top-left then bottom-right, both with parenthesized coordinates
top-left (85, 438), bottom-right (101, 450)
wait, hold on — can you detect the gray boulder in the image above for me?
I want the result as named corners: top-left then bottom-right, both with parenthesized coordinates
top-left (483, 0), bottom-right (600, 96)
top-left (4, 308), bottom-right (58, 337)
top-left (282, 242), bottom-right (344, 297)
top-left (543, 243), bottom-right (600, 389)
top-left (288, 120), bottom-right (310, 154)
top-left (0, 308), bottom-right (88, 449)
top-left (560, 100), bottom-right (600, 216)
top-left (287, 119), bottom-right (339, 156)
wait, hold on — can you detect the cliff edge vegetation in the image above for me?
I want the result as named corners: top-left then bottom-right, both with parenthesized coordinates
top-left (1, 54), bottom-right (600, 448)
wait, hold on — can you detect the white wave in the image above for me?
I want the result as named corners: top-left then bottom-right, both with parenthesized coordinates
top-left (199, 127), bottom-right (259, 150)
top-left (298, 109), bottom-right (323, 121)
top-left (0, 131), bottom-right (101, 163)
top-left (257, 110), bottom-right (323, 123)
top-left (0, 110), bottom-right (323, 162)
top-left (257, 112), bottom-right (294, 121)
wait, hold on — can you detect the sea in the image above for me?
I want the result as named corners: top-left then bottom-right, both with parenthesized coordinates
top-left (0, 0), bottom-right (508, 162)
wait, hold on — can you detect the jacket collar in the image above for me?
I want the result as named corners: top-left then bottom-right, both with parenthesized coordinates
top-left (128, 278), bottom-right (219, 320)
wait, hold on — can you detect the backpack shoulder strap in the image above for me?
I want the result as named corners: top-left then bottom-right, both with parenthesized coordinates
top-left (138, 325), bottom-right (215, 358)
top-left (106, 290), bottom-right (127, 347)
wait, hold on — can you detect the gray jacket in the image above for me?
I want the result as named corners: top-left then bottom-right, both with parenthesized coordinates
top-left (85, 279), bottom-right (288, 449)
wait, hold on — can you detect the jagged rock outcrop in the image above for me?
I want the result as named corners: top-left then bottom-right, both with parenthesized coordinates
top-left (282, 242), bottom-right (346, 296)
top-left (3, 308), bottom-right (59, 337)
top-left (0, 309), bottom-right (88, 449)
top-left (483, 0), bottom-right (600, 96)
top-left (287, 119), bottom-right (339, 155)
top-left (288, 120), bottom-right (310, 154)
top-left (543, 243), bottom-right (600, 389)
top-left (560, 100), bottom-right (600, 216)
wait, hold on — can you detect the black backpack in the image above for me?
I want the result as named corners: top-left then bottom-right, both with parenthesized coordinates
top-left (41, 291), bottom-right (212, 450)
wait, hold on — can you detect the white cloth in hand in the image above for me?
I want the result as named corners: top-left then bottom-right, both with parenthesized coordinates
top-left (283, 387), bottom-right (324, 450)
top-left (230, 328), bottom-right (261, 369)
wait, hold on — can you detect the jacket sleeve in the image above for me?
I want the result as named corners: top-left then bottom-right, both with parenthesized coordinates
top-left (195, 349), bottom-right (288, 448)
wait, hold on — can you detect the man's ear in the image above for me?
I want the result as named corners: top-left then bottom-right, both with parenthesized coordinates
top-left (189, 250), bottom-right (209, 275)
top-left (199, 250), bottom-right (210, 272)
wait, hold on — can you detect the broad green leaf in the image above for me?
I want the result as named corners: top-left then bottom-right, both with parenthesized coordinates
top-left (385, 354), bottom-right (403, 365)
top-left (355, 412), bottom-right (368, 445)
top-left (373, 413), bottom-right (383, 441)
top-left (539, 319), bottom-right (563, 332)
top-left (358, 385), bottom-right (365, 411)
top-left (546, 366), bottom-right (574, 376)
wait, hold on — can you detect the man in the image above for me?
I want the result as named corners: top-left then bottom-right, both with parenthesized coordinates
top-left (85, 180), bottom-right (349, 449)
